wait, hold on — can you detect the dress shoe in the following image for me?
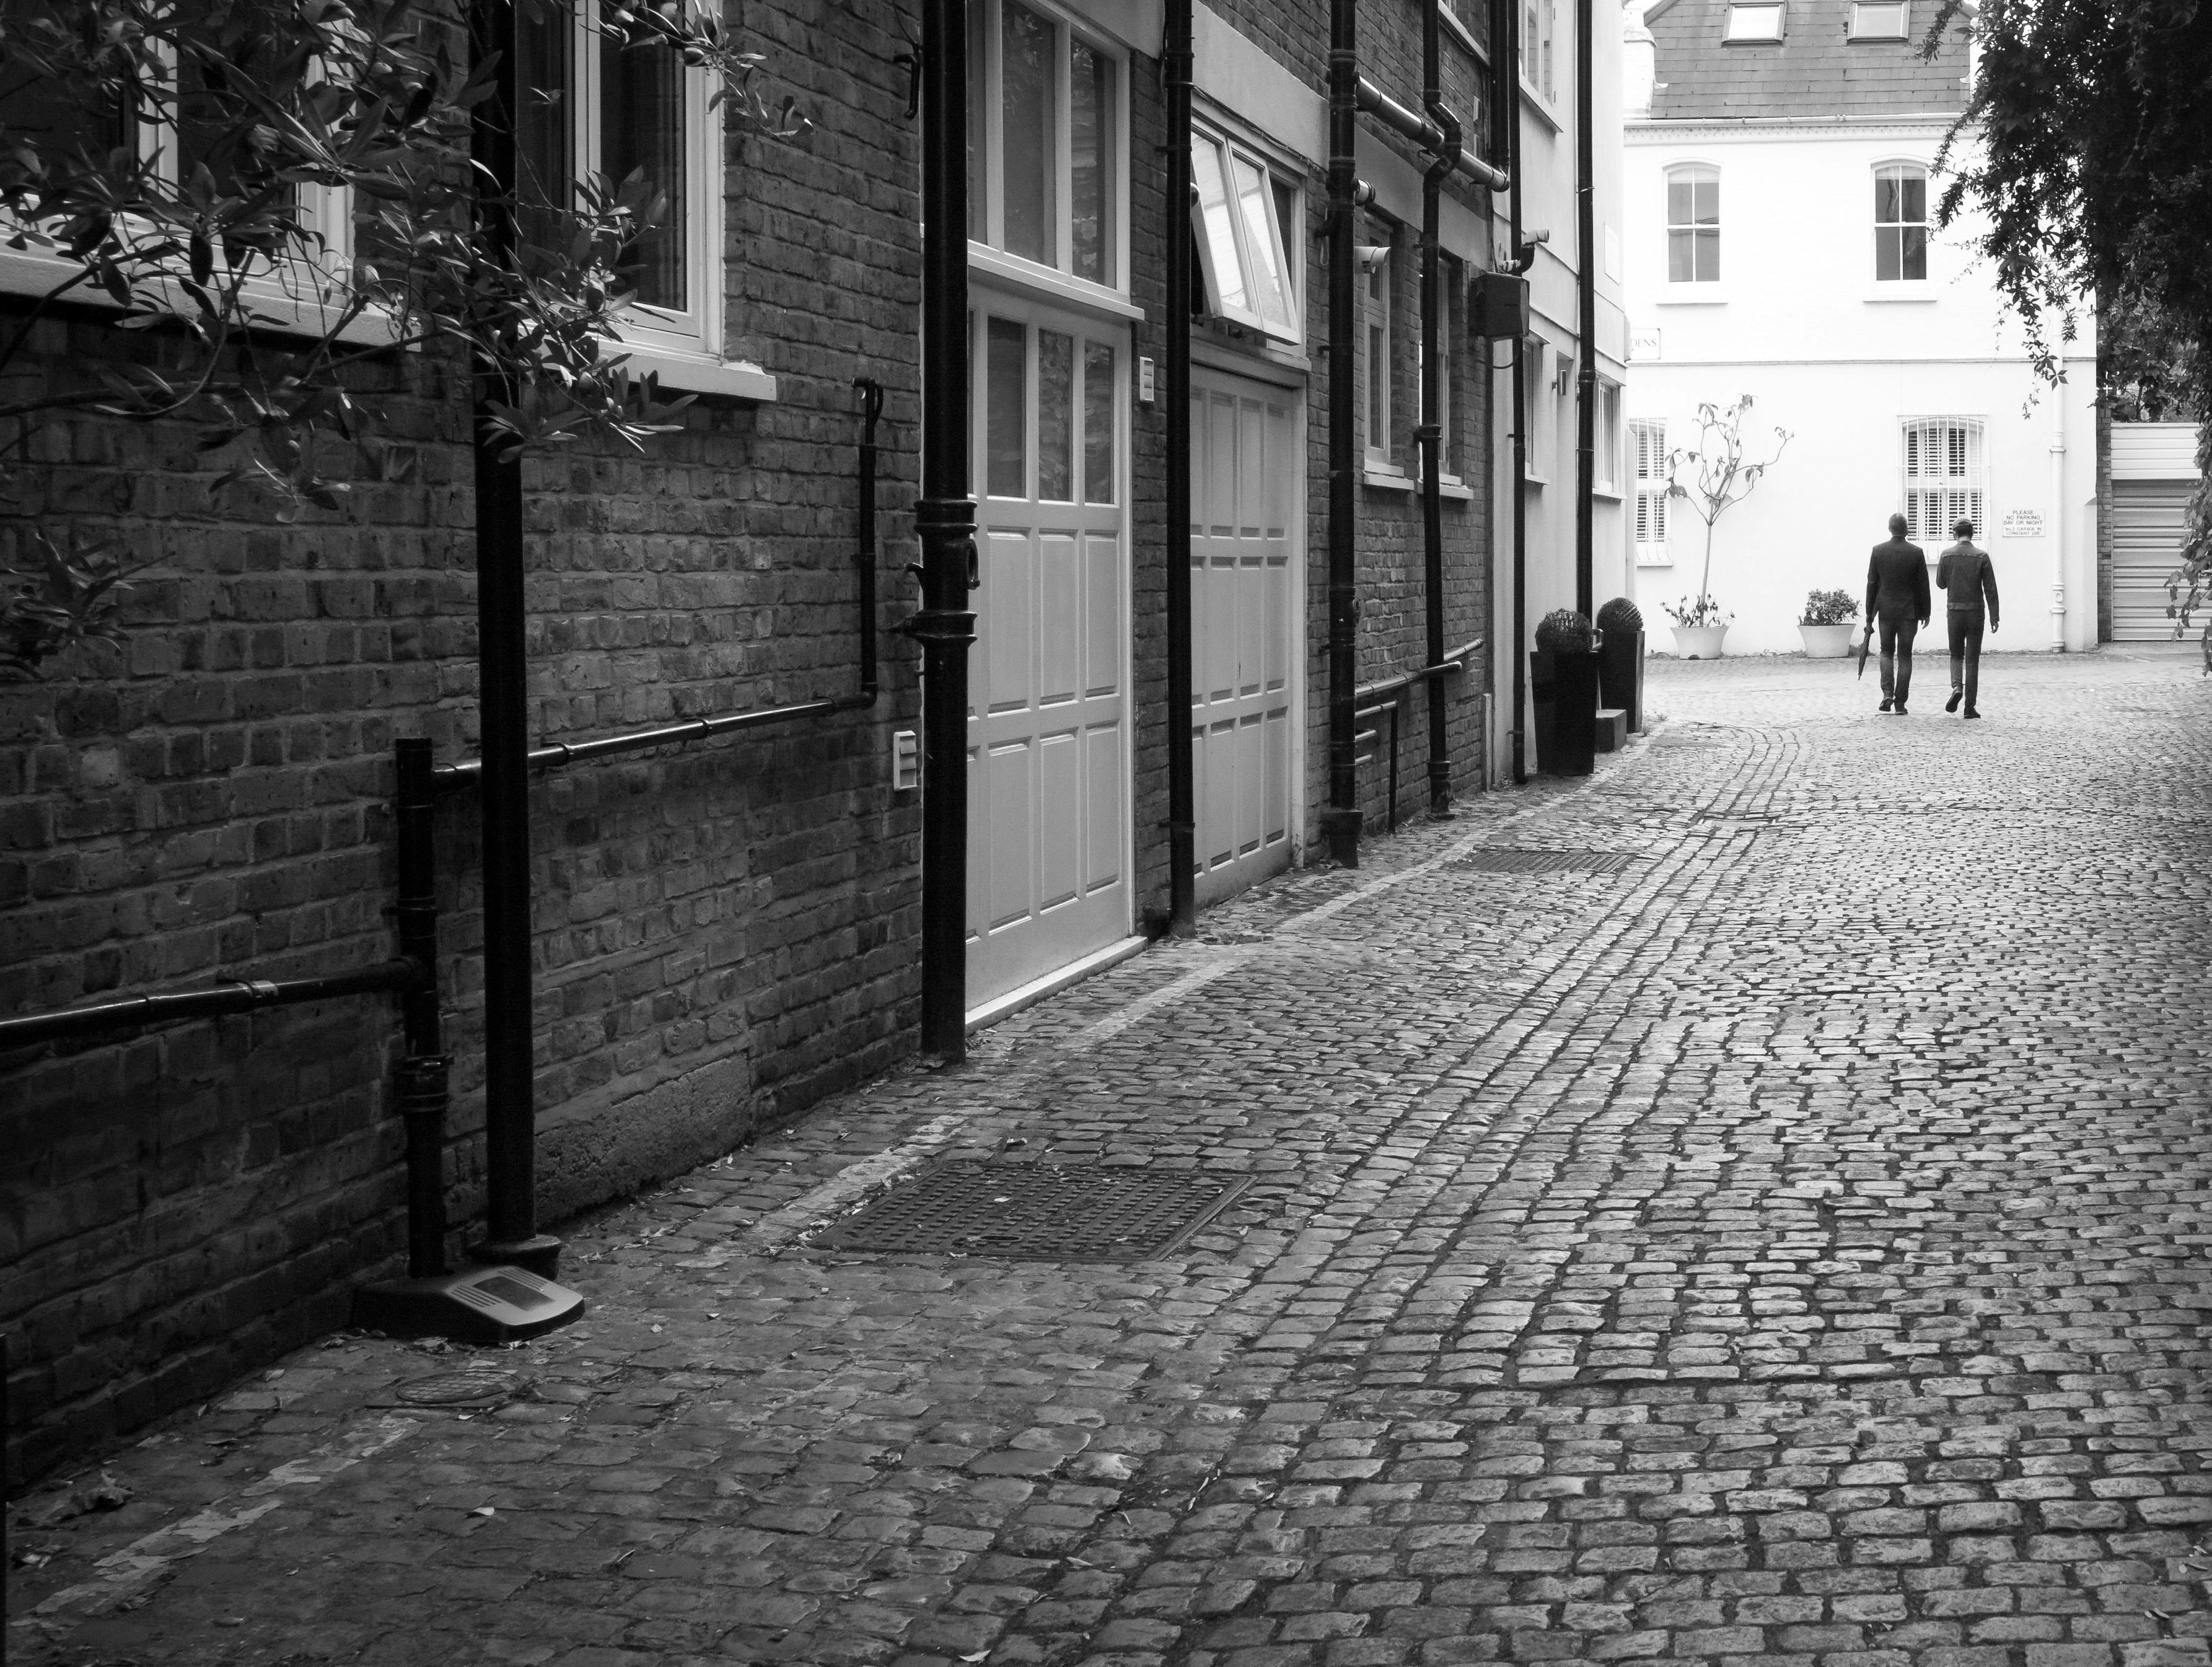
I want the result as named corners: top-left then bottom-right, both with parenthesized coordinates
top-left (1964, 707), bottom-right (1980, 719)
top-left (1878, 698), bottom-right (1893, 712)
top-left (1895, 702), bottom-right (1908, 715)
top-left (1946, 691), bottom-right (1962, 712)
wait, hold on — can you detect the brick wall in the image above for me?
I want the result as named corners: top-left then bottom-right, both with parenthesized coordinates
top-left (1, 0), bottom-right (924, 1486)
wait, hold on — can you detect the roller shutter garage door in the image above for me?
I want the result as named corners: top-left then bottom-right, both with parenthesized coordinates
top-left (2110, 480), bottom-right (2195, 640)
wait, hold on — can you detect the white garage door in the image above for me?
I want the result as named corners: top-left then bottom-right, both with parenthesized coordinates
top-left (965, 294), bottom-right (1131, 1010)
top-left (1189, 368), bottom-right (1298, 908)
top-left (2110, 479), bottom-right (2195, 641)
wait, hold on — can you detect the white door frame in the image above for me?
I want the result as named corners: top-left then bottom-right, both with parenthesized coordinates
top-left (1188, 346), bottom-right (1308, 885)
top-left (963, 273), bottom-right (1136, 1009)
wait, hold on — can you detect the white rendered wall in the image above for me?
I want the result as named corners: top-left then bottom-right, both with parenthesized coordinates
top-left (1620, 120), bottom-right (2100, 654)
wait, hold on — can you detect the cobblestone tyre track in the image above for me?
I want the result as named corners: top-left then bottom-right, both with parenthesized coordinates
top-left (11, 649), bottom-right (2212, 1667)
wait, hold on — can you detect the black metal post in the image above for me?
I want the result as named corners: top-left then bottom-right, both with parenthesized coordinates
top-left (1574, 0), bottom-right (1596, 617)
top-left (1165, 0), bottom-right (1197, 933)
top-left (469, 0), bottom-right (556, 1275)
top-left (1420, 0), bottom-right (1460, 817)
top-left (1506, 0), bottom-right (1531, 785)
top-left (1325, 0), bottom-right (1362, 867)
top-left (913, 0), bottom-right (975, 1058)
top-left (855, 377), bottom-right (883, 702)
top-left (393, 739), bottom-right (450, 1280)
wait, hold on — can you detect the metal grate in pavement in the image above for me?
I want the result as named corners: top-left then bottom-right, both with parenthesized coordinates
top-left (1454, 848), bottom-right (1639, 876)
top-left (812, 1162), bottom-right (1252, 1261)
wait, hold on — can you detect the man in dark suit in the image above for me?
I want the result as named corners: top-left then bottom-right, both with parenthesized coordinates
top-left (1865, 513), bottom-right (1932, 714)
top-left (1936, 517), bottom-right (2000, 718)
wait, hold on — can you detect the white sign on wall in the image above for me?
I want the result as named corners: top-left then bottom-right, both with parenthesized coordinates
top-left (2001, 509), bottom-right (2045, 538)
top-left (1629, 328), bottom-right (1662, 361)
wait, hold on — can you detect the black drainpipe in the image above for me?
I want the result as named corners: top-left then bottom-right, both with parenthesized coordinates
top-left (1574, 0), bottom-right (1596, 616)
top-left (1420, 0), bottom-right (1461, 816)
top-left (1504, 0), bottom-right (1535, 785)
top-left (1324, 0), bottom-right (1362, 868)
top-left (1165, 0), bottom-right (1197, 935)
top-left (910, 0), bottom-right (977, 1060)
top-left (468, 0), bottom-right (557, 1276)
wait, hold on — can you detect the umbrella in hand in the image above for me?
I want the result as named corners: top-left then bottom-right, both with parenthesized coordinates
top-left (1853, 621), bottom-right (1874, 679)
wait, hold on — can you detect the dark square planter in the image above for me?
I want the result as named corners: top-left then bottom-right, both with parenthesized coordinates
top-left (1597, 626), bottom-right (1645, 733)
top-left (1530, 648), bottom-right (1599, 777)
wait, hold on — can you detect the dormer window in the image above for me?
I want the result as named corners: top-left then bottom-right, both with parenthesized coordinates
top-left (1724, 3), bottom-right (1785, 41)
top-left (1849, 2), bottom-right (1908, 38)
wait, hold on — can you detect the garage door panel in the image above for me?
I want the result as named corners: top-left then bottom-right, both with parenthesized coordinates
top-left (985, 529), bottom-right (1034, 712)
top-left (1038, 533), bottom-right (1079, 706)
top-left (2112, 481), bottom-right (2197, 640)
top-left (1085, 721), bottom-right (1123, 892)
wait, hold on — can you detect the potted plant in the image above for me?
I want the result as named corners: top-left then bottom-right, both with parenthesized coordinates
top-left (1798, 588), bottom-right (1858, 657)
top-left (1530, 609), bottom-right (1601, 776)
top-left (1662, 594), bottom-right (1732, 659)
top-left (1661, 395), bottom-right (1792, 661)
top-left (1595, 597), bottom-right (1646, 732)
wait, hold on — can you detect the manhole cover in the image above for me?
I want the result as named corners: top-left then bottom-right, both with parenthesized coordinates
top-left (392, 1365), bottom-right (519, 1409)
top-left (812, 1162), bottom-right (1252, 1261)
top-left (1454, 848), bottom-right (1638, 875)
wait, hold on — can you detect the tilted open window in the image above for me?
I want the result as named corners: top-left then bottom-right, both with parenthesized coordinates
top-left (1190, 128), bottom-right (1299, 343)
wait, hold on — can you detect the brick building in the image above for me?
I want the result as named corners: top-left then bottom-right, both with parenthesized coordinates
top-left (2, 0), bottom-right (1614, 1481)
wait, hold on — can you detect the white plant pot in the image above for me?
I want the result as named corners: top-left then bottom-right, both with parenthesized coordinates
top-left (1670, 624), bottom-right (1728, 660)
top-left (1797, 623), bottom-right (1856, 658)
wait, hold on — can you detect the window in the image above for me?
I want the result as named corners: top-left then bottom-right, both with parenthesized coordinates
top-left (1521, 336), bottom-right (1548, 484)
top-left (1849, 2), bottom-right (1908, 37)
top-left (1364, 226), bottom-right (1395, 468)
top-left (1873, 163), bottom-right (1928, 282)
top-left (0, 6), bottom-right (350, 308)
top-left (1522, 0), bottom-right (1556, 100)
top-left (1595, 380), bottom-right (1622, 495)
top-left (1725, 3), bottom-right (1786, 40)
top-left (968, 0), bottom-right (1122, 291)
top-left (1415, 255), bottom-right (1464, 479)
top-left (1901, 419), bottom-right (1985, 543)
top-left (1666, 165), bottom-right (1720, 284)
top-left (1631, 419), bottom-right (1669, 562)
top-left (519, 1), bottom-right (721, 362)
top-left (978, 311), bottom-right (1119, 505)
top-left (1190, 129), bottom-right (1299, 341)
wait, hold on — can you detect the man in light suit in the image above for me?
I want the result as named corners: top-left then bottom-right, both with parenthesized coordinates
top-left (1866, 513), bottom-right (1932, 714)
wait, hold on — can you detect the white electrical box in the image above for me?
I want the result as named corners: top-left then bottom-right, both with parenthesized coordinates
top-left (892, 730), bottom-right (919, 791)
top-left (1137, 357), bottom-right (1156, 405)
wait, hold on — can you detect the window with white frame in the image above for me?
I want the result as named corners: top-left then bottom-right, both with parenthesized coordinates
top-left (1522, 0), bottom-right (1556, 101)
top-left (0, 9), bottom-right (351, 310)
top-left (1415, 254), bottom-right (1462, 479)
top-left (1190, 127), bottom-right (1299, 341)
top-left (1849, 2), bottom-right (1908, 38)
top-left (1595, 380), bottom-right (1621, 495)
top-left (1521, 335), bottom-right (1548, 484)
top-left (1364, 225), bottom-right (1395, 468)
top-left (518, 1), bottom-right (722, 362)
top-left (1631, 418), bottom-right (1670, 563)
top-left (1666, 165), bottom-right (1720, 283)
top-left (967, 0), bottom-right (1123, 292)
top-left (1724, 2), bottom-right (1785, 40)
top-left (1901, 418), bottom-right (1985, 542)
top-left (1873, 162), bottom-right (1929, 282)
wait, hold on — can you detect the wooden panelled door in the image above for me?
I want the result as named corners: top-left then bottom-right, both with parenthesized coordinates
top-left (965, 292), bottom-right (1131, 1009)
top-left (1190, 367), bottom-right (1297, 907)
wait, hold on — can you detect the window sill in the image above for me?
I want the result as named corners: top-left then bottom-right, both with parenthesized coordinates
top-left (1635, 551), bottom-right (1674, 567)
top-left (1522, 473), bottom-right (1548, 489)
top-left (614, 344), bottom-right (777, 401)
top-left (1363, 465), bottom-right (1413, 492)
top-left (0, 245), bottom-right (403, 349)
top-left (1654, 286), bottom-right (1728, 306)
top-left (1864, 286), bottom-right (1938, 304)
top-left (970, 243), bottom-right (1146, 323)
top-left (1594, 486), bottom-right (1623, 502)
top-left (1519, 82), bottom-right (1563, 132)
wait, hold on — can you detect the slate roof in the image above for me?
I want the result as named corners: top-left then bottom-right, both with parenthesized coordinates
top-left (1644, 0), bottom-right (1970, 120)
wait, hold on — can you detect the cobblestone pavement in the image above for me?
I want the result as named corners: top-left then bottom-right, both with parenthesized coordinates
top-left (12, 645), bottom-right (2212, 1667)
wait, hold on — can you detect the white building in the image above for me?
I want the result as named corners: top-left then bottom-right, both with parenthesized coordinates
top-left (1620, 0), bottom-right (2099, 656)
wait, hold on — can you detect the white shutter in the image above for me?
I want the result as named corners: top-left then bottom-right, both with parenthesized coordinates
top-left (1902, 418), bottom-right (1986, 541)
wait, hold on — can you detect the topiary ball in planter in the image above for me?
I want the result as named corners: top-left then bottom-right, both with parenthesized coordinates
top-left (1596, 597), bottom-right (1643, 636)
top-left (1534, 608), bottom-right (1597, 654)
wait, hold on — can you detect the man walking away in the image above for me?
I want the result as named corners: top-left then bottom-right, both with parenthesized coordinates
top-left (1866, 512), bottom-right (1931, 714)
top-left (1936, 517), bottom-right (1999, 718)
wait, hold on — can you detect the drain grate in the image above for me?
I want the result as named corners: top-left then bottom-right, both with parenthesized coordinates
top-left (812, 1162), bottom-right (1252, 1261)
top-left (1454, 848), bottom-right (1639, 875)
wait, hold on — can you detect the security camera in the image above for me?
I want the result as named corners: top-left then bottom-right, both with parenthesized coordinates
top-left (1354, 244), bottom-right (1392, 274)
